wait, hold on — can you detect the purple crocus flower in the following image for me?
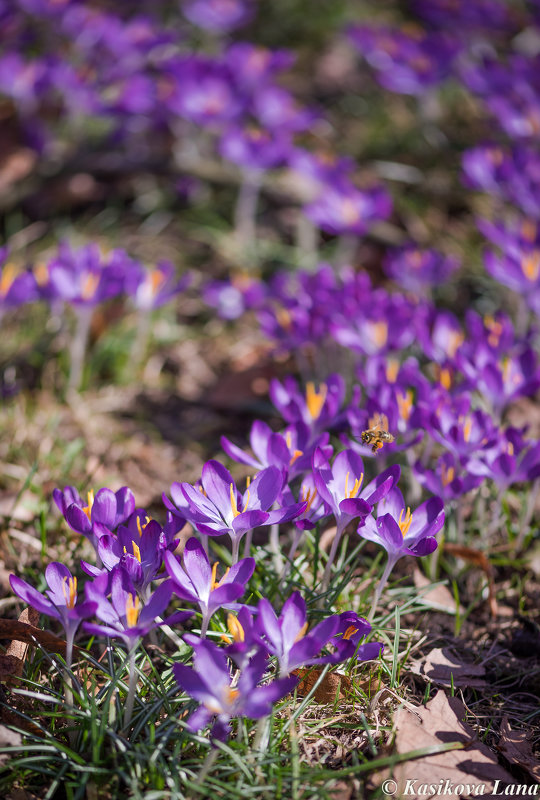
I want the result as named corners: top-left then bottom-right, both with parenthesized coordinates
top-left (360, 487), bottom-right (444, 618)
top-left (332, 611), bottom-right (383, 662)
top-left (304, 181), bottom-right (392, 237)
top-left (168, 461), bottom-right (304, 562)
top-left (413, 452), bottom-right (485, 502)
top-left (174, 639), bottom-right (296, 742)
top-left (94, 514), bottom-right (176, 596)
top-left (313, 447), bottom-right (400, 590)
top-left (84, 567), bottom-right (190, 650)
top-left (221, 419), bottom-right (330, 480)
top-left (183, 0), bottom-right (253, 33)
top-left (359, 487), bottom-right (444, 563)
top-left (62, 487), bottom-right (135, 551)
top-left (269, 374), bottom-right (347, 436)
top-left (220, 125), bottom-right (290, 171)
top-left (256, 592), bottom-right (344, 677)
top-left (10, 562), bottom-right (96, 647)
top-left (130, 262), bottom-right (190, 312)
top-left (0, 261), bottom-right (38, 309)
top-left (164, 537), bottom-right (255, 636)
top-left (383, 247), bottom-right (460, 296)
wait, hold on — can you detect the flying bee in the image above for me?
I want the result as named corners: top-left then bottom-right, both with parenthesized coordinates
top-left (361, 413), bottom-right (395, 453)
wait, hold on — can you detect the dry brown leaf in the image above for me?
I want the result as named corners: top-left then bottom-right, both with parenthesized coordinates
top-left (413, 568), bottom-right (461, 614)
top-left (410, 648), bottom-right (487, 689)
top-left (371, 690), bottom-right (515, 798)
top-left (497, 717), bottom-right (540, 782)
top-left (443, 543), bottom-right (498, 617)
top-left (293, 668), bottom-right (352, 703)
top-left (0, 618), bottom-right (70, 664)
top-left (0, 608), bottom-right (40, 684)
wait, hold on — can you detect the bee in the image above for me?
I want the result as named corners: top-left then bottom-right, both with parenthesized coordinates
top-left (361, 413), bottom-right (395, 453)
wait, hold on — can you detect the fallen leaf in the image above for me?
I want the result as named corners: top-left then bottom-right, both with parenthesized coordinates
top-left (371, 690), bottom-right (515, 798)
top-left (443, 543), bottom-right (498, 617)
top-left (410, 648), bottom-right (487, 688)
top-left (293, 668), bottom-right (352, 703)
top-left (413, 568), bottom-right (461, 614)
top-left (0, 618), bottom-right (70, 664)
top-left (0, 608), bottom-right (41, 684)
top-left (497, 717), bottom-right (540, 782)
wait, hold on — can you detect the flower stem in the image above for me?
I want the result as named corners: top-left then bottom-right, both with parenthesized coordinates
top-left (368, 556), bottom-right (396, 621)
top-left (64, 631), bottom-right (75, 708)
top-left (234, 170), bottom-right (261, 261)
top-left (231, 536), bottom-right (240, 566)
top-left (68, 305), bottom-right (93, 392)
top-left (129, 309), bottom-right (151, 376)
top-left (123, 647), bottom-right (138, 729)
top-left (320, 522), bottom-right (345, 598)
top-left (269, 523), bottom-right (283, 574)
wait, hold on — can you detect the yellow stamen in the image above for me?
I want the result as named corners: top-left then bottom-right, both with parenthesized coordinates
top-left (441, 465), bottom-right (455, 487)
top-left (125, 594), bottom-right (141, 628)
top-left (285, 431), bottom-right (292, 449)
top-left (484, 315), bottom-right (503, 347)
top-left (437, 366), bottom-right (452, 390)
top-left (300, 487), bottom-right (317, 512)
top-left (230, 483), bottom-right (240, 517)
top-left (277, 308), bottom-right (292, 331)
top-left (226, 613), bottom-right (245, 643)
top-left (386, 358), bottom-right (400, 383)
top-left (62, 576), bottom-right (77, 609)
top-left (211, 561), bottom-right (220, 591)
top-left (306, 382), bottom-right (327, 420)
top-left (81, 272), bottom-right (99, 300)
top-left (0, 263), bottom-right (18, 297)
top-left (294, 622), bottom-right (309, 642)
top-left (447, 331), bottom-right (464, 358)
top-left (370, 321), bottom-right (388, 349)
top-left (225, 686), bottom-right (240, 704)
top-left (82, 490), bottom-right (94, 520)
top-left (397, 390), bottom-right (414, 422)
top-left (343, 625), bottom-right (358, 641)
top-left (290, 449), bottom-right (303, 465)
top-left (398, 507), bottom-right (413, 537)
top-left (507, 441), bottom-right (514, 456)
top-left (522, 252), bottom-right (540, 282)
top-left (463, 417), bottom-right (472, 443)
top-left (34, 262), bottom-right (49, 287)
top-left (132, 542), bottom-right (141, 562)
top-left (150, 268), bottom-right (166, 294)
top-left (344, 471), bottom-right (363, 499)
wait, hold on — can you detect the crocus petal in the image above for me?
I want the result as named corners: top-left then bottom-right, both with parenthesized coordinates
top-left (246, 466), bottom-right (283, 511)
top-left (139, 581), bottom-right (173, 625)
top-left (231, 510), bottom-right (269, 535)
top-left (208, 582), bottom-right (246, 615)
top-left (92, 488), bottom-right (118, 527)
top-left (163, 551), bottom-right (199, 603)
top-left (257, 597), bottom-right (282, 652)
top-left (355, 642), bottom-right (384, 661)
top-left (65, 503), bottom-right (92, 534)
top-left (224, 557), bottom-right (255, 586)
top-left (182, 538), bottom-right (212, 599)
top-left (201, 460), bottom-right (236, 518)
top-left (44, 562), bottom-right (73, 601)
top-left (242, 676), bottom-right (298, 718)
top-left (10, 576), bottom-right (58, 619)
top-left (220, 436), bottom-right (261, 469)
top-left (361, 464), bottom-right (401, 505)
